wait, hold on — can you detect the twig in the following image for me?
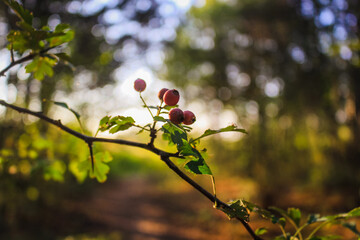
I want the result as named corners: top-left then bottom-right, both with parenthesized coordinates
top-left (160, 155), bottom-right (262, 240)
top-left (0, 47), bottom-right (57, 77)
top-left (0, 99), bottom-right (262, 240)
top-left (10, 44), bottom-right (14, 63)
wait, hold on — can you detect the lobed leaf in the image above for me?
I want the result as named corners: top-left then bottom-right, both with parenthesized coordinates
top-left (77, 151), bottom-right (112, 183)
top-left (25, 56), bottom-right (57, 80)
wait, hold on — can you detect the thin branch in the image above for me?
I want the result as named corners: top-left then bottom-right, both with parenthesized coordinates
top-left (10, 44), bottom-right (15, 63)
top-left (0, 47), bottom-right (57, 77)
top-left (0, 53), bottom-right (35, 77)
top-left (160, 155), bottom-right (262, 240)
top-left (0, 99), bottom-right (261, 240)
top-left (88, 142), bottom-right (95, 173)
top-left (0, 100), bottom-right (178, 158)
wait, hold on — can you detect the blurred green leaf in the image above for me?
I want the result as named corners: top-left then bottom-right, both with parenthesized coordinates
top-left (25, 56), bottom-right (57, 80)
top-left (288, 208), bottom-right (302, 226)
top-left (153, 116), bottom-right (166, 122)
top-left (3, 0), bottom-right (33, 25)
top-left (77, 151), bottom-right (112, 183)
top-left (190, 125), bottom-right (247, 144)
top-left (99, 115), bottom-right (135, 133)
top-left (53, 101), bottom-right (81, 119)
top-left (255, 227), bottom-right (268, 236)
top-left (43, 160), bottom-right (66, 182)
top-left (48, 25), bottom-right (74, 47)
top-left (349, 207), bottom-right (360, 217)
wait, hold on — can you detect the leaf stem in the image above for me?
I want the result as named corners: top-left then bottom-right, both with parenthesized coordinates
top-left (307, 221), bottom-right (330, 239)
top-left (140, 92), bottom-right (154, 118)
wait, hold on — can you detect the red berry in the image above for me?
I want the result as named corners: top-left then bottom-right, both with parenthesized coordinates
top-left (163, 89), bottom-right (180, 106)
top-left (134, 78), bottom-right (146, 92)
top-left (183, 110), bottom-right (196, 125)
top-left (169, 108), bottom-right (184, 124)
top-left (158, 88), bottom-right (169, 100)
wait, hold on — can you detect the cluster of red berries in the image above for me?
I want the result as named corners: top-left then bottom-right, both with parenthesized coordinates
top-left (134, 78), bottom-right (196, 125)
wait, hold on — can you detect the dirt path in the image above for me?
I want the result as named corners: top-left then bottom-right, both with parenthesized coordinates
top-left (64, 177), bottom-right (359, 240)
top-left (65, 176), bottom-right (261, 240)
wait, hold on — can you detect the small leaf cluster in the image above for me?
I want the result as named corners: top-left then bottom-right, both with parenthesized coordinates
top-left (3, 0), bottom-right (74, 80)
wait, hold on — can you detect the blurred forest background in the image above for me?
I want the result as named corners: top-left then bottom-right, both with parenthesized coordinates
top-left (0, 0), bottom-right (359, 239)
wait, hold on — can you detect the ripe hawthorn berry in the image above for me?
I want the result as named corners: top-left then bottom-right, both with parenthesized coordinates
top-left (163, 89), bottom-right (180, 106)
top-left (169, 108), bottom-right (184, 124)
top-left (183, 110), bottom-right (196, 125)
top-left (134, 78), bottom-right (146, 92)
top-left (158, 88), bottom-right (169, 101)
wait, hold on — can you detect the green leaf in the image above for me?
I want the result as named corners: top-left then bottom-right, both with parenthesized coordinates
top-left (94, 151), bottom-right (113, 163)
top-left (255, 227), bottom-right (268, 236)
top-left (190, 125), bottom-right (247, 143)
top-left (77, 151), bottom-right (112, 183)
top-left (25, 56), bottom-right (57, 80)
top-left (55, 23), bottom-right (70, 32)
top-left (218, 200), bottom-right (249, 221)
top-left (163, 105), bottom-right (178, 110)
top-left (162, 122), bottom-right (187, 146)
top-left (53, 101), bottom-right (81, 119)
top-left (184, 157), bottom-right (212, 175)
top-left (109, 116), bottom-right (135, 133)
top-left (48, 27), bottom-right (74, 47)
top-left (153, 116), bottom-right (166, 122)
top-left (3, 0), bottom-right (33, 25)
top-left (99, 115), bottom-right (135, 133)
top-left (349, 207), bottom-right (360, 217)
top-left (43, 160), bottom-right (66, 182)
top-left (288, 208), bottom-right (301, 226)
top-left (99, 116), bottom-right (111, 127)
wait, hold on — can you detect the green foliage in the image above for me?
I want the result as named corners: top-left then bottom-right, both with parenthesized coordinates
top-left (218, 200), bottom-right (250, 221)
top-left (4, 0), bottom-right (74, 80)
top-left (190, 125), bottom-right (247, 144)
top-left (78, 151), bottom-right (113, 183)
top-left (25, 56), bottom-right (57, 80)
top-left (98, 115), bottom-right (135, 134)
top-left (3, 0), bottom-right (33, 25)
top-left (162, 122), bottom-right (212, 175)
top-left (255, 228), bottom-right (268, 236)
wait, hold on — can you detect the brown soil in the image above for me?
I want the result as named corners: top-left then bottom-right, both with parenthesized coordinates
top-left (64, 177), bottom-right (359, 240)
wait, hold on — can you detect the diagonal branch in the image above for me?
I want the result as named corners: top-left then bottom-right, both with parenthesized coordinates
top-left (160, 155), bottom-right (263, 240)
top-left (0, 99), bottom-right (262, 240)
